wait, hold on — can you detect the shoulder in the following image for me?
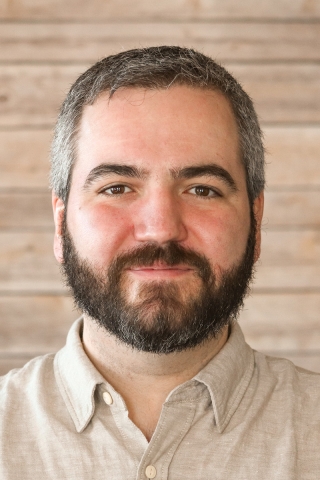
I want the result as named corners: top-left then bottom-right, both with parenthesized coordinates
top-left (0, 354), bottom-right (57, 411)
top-left (252, 350), bottom-right (320, 416)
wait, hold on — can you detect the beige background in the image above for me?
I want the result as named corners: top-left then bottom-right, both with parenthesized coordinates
top-left (0, 1), bottom-right (320, 375)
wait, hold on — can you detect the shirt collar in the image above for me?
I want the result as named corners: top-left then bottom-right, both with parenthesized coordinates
top-left (195, 322), bottom-right (254, 433)
top-left (54, 318), bottom-right (106, 433)
top-left (54, 318), bottom-right (254, 434)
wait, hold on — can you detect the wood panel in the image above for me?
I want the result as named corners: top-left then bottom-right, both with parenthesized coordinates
top-left (0, 295), bottom-right (77, 353)
top-left (240, 293), bottom-right (320, 351)
top-left (1, 23), bottom-right (320, 63)
top-left (1, 0), bottom-right (320, 20)
top-left (1, 190), bottom-right (320, 229)
top-left (0, 65), bottom-right (85, 127)
top-left (0, 193), bottom-right (53, 229)
top-left (265, 127), bottom-right (320, 187)
top-left (1, 64), bottom-right (320, 127)
top-left (0, 129), bottom-right (51, 189)
top-left (1, 127), bottom-right (319, 189)
top-left (0, 232), bottom-right (62, 291)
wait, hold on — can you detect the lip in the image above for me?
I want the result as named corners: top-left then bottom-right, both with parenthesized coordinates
top-left (127, 264), bottom-right (194, 278)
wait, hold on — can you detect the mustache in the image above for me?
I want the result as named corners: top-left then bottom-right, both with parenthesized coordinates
top-left (108, 242), bottom-right (213, 283)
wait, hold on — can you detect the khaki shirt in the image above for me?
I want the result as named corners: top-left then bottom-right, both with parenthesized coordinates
top-left (1, 318), bottom-right (320, 479)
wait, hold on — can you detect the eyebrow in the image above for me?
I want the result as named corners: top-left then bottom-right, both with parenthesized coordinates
top-left (171, 164), bottom-right (238, 191)
top-left (83, 162), bottom-right (237, 192)
top-left (83, 163), bottom-right (148, 189)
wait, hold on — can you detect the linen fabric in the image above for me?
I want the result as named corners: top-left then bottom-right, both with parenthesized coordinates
top-left (1, 318), bottom-right (320, 479)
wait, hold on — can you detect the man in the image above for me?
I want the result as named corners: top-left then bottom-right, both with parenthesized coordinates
top-left (0, 46), bottom-right (319, 478)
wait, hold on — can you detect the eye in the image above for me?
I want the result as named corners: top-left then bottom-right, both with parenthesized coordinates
top-left (101, 184), bottom-right (132, 195)
top-left (187, 185), bottom-right (221, 198)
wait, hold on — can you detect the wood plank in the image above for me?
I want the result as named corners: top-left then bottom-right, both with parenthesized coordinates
top-left (0, 193), bottom-right (53, 229)
top-left (1, 0), bottom-right (320, 20)
top-left (1, 127), bottom-right (319, 189)
top-left (232, 64), bottom-right (320, 123)
top-left (0, 129), bottom-right (51, 189)
top-left (0, 64), bottom-right (320, 127)
top-left (260, 230), bottom-right (320, 266)
top-left (0, 230), bottom-right (320, 291)
top-left (255, 265), bottom-right (320, 290)
top-left (264, 191), bottom-right (320, 228)
top-left (0, 232), bottom-right (63, 291)
top-left (1, 23), bottom-right (320, 62)
top-left (264, 127), bottom-right (320, 187)
top-left (240, 293), bottom-right (320, 351)
top-left (0, 295), bottom-right (77, 353)
top-left (0, 65), bottom-right (85, 127)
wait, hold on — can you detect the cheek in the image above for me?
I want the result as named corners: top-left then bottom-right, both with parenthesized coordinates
top-left (188, 209), bottom-right (250, 269)
top-left (68, 203), bottom-right (133, 264)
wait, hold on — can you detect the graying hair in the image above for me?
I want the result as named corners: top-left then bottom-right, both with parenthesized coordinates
top-left (51, 46), bottom-right (265, 203)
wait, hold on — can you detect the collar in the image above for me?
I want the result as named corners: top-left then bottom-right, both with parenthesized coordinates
top-left (195, 322), bottom-right (254, 433)
top-left (54, 318), bottom-right (106, 433)
top-left (54, 319), bottom-right (254, 434)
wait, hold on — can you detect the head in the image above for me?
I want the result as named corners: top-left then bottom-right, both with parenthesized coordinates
top-left (51, 46), bottom-right (265, 205)
top-left (51, 47), bottom-right (265, 354)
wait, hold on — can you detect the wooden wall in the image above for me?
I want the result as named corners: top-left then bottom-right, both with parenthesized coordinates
top-left (1, 1), bottom-right (320, 375)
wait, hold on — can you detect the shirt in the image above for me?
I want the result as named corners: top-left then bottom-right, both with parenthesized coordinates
top-left (1, 318), bottom-right (320, 480)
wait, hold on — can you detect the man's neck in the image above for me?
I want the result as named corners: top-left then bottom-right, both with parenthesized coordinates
top-left (82, 318), bottom-right (229, 441)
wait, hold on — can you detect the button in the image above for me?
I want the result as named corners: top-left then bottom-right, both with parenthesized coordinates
top-left (102, 391), bottom-right (113, 405)
top-left (145, 465), bottom-right (157, 479)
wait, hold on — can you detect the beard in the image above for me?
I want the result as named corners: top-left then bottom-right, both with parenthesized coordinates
top-left (61, 214), bottom-right (256, 354)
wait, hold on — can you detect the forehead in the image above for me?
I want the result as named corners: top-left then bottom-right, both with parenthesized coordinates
top-left (75, 85), bottom-right (243, 181)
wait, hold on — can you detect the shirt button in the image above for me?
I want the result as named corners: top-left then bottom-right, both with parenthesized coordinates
top-left (145, 465), bottom-right (157, 479)
top-left (102, 391), bottom-right (113, 405)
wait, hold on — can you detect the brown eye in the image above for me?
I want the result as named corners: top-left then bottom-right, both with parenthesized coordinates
top-left (103, 184), bottom-right (132, 195)
top-left (195, 186), bottom-right (211, 196)
top-left (110, 185), bottom-right (125, 195)
top-left (187, 185), bottom-right (220, 198)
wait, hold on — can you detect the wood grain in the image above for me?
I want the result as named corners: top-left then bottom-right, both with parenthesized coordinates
top-left (0, 129), bottom-right (51, 189)
top-left (240, 293), bottom-right (320, 350)
top-left (0, 295), bottom-right (77, 353)
top-left (0, 232), bottom-right (62, 291)
top-left (265, 127), bottom-right (320, 187)
top-left (1, 64), bottom-right (320, 127)
top-left (1, 23), bottom-right (319, 62)
top-left (0, 193), bottom-right (53, 229)
top-left (1, 0), bottom-right (320, 20)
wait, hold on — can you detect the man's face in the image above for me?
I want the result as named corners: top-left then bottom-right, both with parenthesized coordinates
top-left (53, 86), bottom-right (263, 352)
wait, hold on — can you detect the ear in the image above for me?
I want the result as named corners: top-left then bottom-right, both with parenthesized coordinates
top-left (52, 192), bottom-right (65, 264)
top-left (252, 191), bottom-right (264, 263)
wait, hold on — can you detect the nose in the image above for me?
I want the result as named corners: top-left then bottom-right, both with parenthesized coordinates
top-left (133, 188), bottom-right (187, 245)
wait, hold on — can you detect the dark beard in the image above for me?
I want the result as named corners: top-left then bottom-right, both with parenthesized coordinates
top-left (61, 214), bottom-right (256, 354)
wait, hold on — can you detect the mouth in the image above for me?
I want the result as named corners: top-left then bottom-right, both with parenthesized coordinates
top-left (127, 263), bottom-right (194, 279)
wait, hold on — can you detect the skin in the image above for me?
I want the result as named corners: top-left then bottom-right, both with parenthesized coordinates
top-left (52, 85), bottom-right (264, 441)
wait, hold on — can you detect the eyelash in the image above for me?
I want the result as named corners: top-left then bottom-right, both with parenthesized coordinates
top-left (100, 184), bottom-right (133, 195)
top-left (187, 185), bottom-right (221, 198)
top-left (99, 183), bottom-right (222, 198)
